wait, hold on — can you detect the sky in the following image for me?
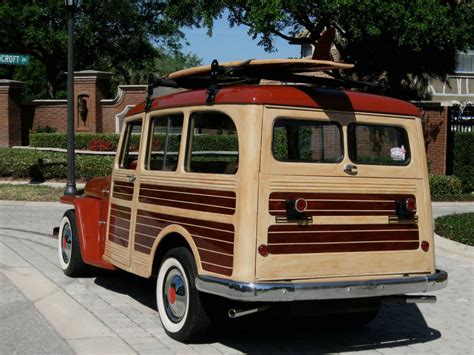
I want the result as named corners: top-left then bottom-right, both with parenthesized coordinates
top-left (181, 17), bottom-right (300, 65)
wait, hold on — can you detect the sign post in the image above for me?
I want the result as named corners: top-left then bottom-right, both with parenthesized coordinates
top-left (0, 54), bottom-right (30, 66)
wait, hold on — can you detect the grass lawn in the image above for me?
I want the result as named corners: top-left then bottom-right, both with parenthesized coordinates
top-left (0, 185), bottom-right (64, 202)
top-left (431, 194), bottom-right (474, 202)
top-left (435, 213), bottom-right (474, 246)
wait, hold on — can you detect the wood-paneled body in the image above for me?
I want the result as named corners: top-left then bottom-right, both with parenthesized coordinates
top-left (255, 106), bottom-right (435, 281)
top-left (103, 105), bottom-right (263, 281)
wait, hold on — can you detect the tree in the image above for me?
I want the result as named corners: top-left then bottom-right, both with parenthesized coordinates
top-left (171, 0), bottom-right (474, 99)
top-left (0, 0), bottom-right (201, 100)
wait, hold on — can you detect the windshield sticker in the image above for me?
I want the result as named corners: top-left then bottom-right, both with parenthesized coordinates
top-left (390, 145), bottom-right (406, 161)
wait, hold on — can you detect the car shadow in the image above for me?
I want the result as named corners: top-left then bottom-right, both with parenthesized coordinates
top-left (94, 270), bottom-right (441, 353)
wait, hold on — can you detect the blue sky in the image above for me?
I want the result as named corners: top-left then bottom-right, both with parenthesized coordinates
top-left (181, 17), bottom-right (300, 65)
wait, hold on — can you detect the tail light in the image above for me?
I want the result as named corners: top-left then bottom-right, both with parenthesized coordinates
top-left (406, 197), bottom-right (416, 213)
top-left (258, 244), bottom-right (269, 257)
top-left (294, 198), bottom-right (308, 213)
top-left (421, 241), bottom-right (429, 252)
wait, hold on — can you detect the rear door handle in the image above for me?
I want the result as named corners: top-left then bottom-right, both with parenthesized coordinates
top-left (344, 164), bottom-right (358, 175)
top-left (127, 175), bottom-right (136, 183)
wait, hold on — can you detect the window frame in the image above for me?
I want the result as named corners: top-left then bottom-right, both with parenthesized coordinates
top-left (145, 113), bottom-right (184, 172)
top-left (184, 110), bottom-right (239, 175)
top-left (347, 122), bottom-right (411, 166)
top-left (271, 117), bottom-right (344, 164)
top-left (118, 118), bottom-right (143, 170)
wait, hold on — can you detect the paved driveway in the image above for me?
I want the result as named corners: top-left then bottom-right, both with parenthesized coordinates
top-left (0, 201), bottom-right (473, 354)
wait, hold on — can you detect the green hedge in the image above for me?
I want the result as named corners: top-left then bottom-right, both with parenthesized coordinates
top-left (453, 132), bottom-right (474, 193)
top-left (30, 132), bottom-right (239, 152)
top-left (435, 213), bottom-right (474, 246)
top-left (30, 133), bottom-right (121, 151)
top-left (429, 175), bottom-right (463, 196)
top-left (0, 148), bottom-right (113, 181)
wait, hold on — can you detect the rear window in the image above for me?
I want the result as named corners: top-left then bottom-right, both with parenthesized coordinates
top-left (185, 111), bottom-right (239, 174)
top-left (348, 123), bottom-right (410, 165)
top-left (272, 119), bottom-right (343, 163)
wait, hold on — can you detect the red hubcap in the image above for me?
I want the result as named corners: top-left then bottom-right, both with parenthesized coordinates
top-left (168, 287), bottom-right (176, 304)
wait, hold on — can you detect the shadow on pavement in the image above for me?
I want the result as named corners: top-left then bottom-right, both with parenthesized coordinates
top-left (93, 270), bottom-right (441, 353)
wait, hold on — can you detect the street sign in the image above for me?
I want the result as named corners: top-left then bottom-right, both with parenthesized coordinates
top-left (0, 54), bottom-right (30, 65)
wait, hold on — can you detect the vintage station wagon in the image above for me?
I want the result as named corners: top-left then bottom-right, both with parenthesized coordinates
top-left (58, 59), bottom-right (448, 342)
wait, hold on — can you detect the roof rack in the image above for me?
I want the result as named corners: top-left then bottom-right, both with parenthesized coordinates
top-left (145, 58), bottom-right (380, 110)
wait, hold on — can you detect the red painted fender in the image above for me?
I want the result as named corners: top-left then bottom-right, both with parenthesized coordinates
top-left (61, 195), bottom-right (115, 270)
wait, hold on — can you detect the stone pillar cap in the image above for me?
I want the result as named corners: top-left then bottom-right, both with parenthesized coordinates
top-left (0, 79), bottom-right (27, 88)
top-left (73, 70), bottom-right (113, 79)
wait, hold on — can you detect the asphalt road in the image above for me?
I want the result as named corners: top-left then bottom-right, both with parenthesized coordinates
top-left (0, 201), bottom-right (473, 354)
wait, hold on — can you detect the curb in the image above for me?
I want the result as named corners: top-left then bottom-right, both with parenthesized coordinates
top-left (0, 241), bottom-right (135, 355)
top-left (435, 233), bottom-right (474, 264)
top-left (0, 200), bottom-right (64, 207)
top-left (0, 180), bottom-right (86, 189)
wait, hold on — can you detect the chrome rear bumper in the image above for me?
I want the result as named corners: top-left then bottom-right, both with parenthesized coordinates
top-left (195, 270), bottom-right (448, 302)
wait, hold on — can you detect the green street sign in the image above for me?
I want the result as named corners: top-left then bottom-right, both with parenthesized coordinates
top-left (0, 53), bottom-right (30, 65)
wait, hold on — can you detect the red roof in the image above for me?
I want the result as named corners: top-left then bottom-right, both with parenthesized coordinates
top-left (126, 85), bottom-right (420, 118)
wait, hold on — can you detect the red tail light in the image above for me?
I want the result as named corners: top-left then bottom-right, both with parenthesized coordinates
top-left (406, 197), bottom-right (416, 213)
top-left (295, 198), bottom-right (308, 213)
top-left (421, 241), bottom-right (429, 252)
top-left (258, 244), bottom-right (269, 256)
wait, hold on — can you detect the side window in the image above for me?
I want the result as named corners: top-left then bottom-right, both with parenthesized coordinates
top-left (146, 114), bottom-right (184, 171)
top-left (348, 123), bottom-right (411, 165)
top-left (119, 120), bottom-right (142, 169)
top-left (185, 111), bottom-right (238, 174)
top-left (272, 119), bottom-right (343, 163)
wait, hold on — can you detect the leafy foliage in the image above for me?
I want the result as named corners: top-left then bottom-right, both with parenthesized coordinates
top-left (0, 0), bottom-right (201, 100)
top-left (435, 213), bottom-right (474, 246)
top-left (452, 132), bottom-right (474, 193)
top-left (172, 0), bottom-right (474, 99)
top-left (429, 174), bottom-right (463, 196)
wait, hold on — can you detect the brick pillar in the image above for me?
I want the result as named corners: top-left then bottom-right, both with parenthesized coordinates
top-left (73, 71), bottom-right (112, 133)
top-left (416, 102), bottom-right (448, 175)
top-left (0, 80), bottom-right (26, 147)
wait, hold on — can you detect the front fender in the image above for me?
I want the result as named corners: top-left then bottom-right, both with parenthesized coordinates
top-left (61, 195), bottom-right (115, 270)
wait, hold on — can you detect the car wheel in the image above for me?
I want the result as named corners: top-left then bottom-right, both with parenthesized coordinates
top-left (58, 209), bottom-right (87, 276)
top-left (156, 247), bottom-right (211, 342)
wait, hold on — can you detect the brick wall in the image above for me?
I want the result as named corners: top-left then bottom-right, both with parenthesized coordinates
top-left (9, 72), bottom-right (146, 145)
top-left (102, 86), bottom-right (147, 133)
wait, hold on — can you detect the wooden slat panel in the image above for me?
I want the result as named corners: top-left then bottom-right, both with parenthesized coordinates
top-left (108, 233), bottom-right (129, 247)
top-left (110, 204), bottom-right (131, 214)
top-left (109, 215), bottom-right (131, 230)
top-left (109, 224), bottom-right (129, 240)
top-left (133, 209), bottom-right (235, 275)
top-left (141, 183), bottom-right (236, 198)
top-left (202, 263), bottom-right (232, 276)
top-left (269, 192), bottom-right (414, 201)
top-left (140, 187), bottom-right (236, 207)
top-left (193, 236), bottom-right (234, 254)
top-left (268, 241), bottom-right (420, 254)
top-left (268, 192), bottom-right (416, 217)
top-left (268, 230), bottom-right (419, 244)
top-left (139, 196), bottom-right (235, 215)
top-left (198, 249), bottom-right (233, 267)
top-left (269, 223), bottom-right (418, 232)
top-left (137, 210), bottom-right (234, 233)
top-left (135, 223), bottom-right (163, 238)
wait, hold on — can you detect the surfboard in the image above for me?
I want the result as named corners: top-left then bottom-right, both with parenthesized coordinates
top-left (166, 58), bottom-right (353, 81)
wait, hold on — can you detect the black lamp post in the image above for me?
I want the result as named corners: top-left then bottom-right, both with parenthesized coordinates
top-left (64, 0), bottom-right (77, 195)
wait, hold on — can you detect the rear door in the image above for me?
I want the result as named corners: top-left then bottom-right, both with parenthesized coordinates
top-left (104, 116), bottom-right (144, 268)
top-left (256, 106), bottom-right (434, 281)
